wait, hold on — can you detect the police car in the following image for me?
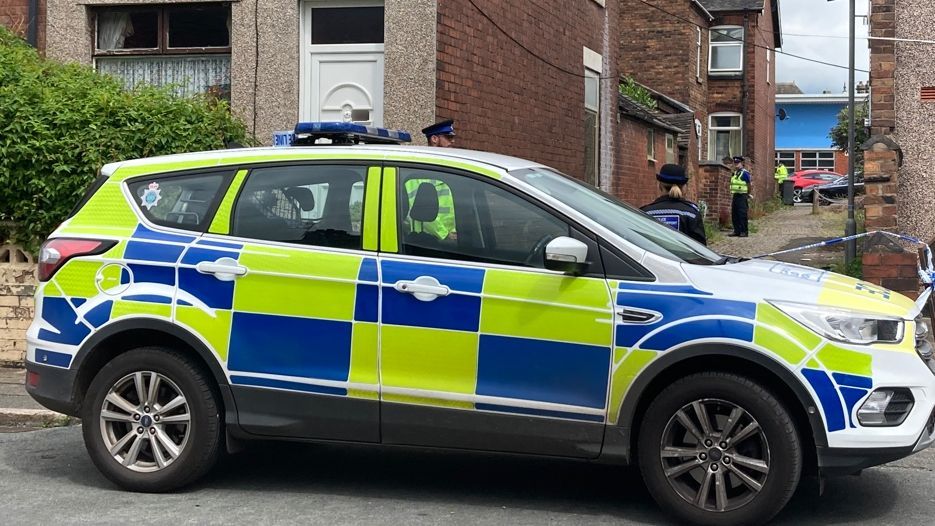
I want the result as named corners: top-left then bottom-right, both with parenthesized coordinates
top-left (25, 123), bottom-right (935, 525)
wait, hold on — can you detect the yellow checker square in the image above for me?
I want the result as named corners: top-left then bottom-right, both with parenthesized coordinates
top-left (233, 273), bottom-right (356, 320)
top-left (349, 322), bottom-right (378, 386)
top-left (175, 305), bottom-right (233, 360)
top-left (111, 299), bottom-right (171, 320)
top-left (238, 244), bottom-right (361, 279)
top-left (52, 260), bottom-right (104, 298)
top-left (380, 325), bottom-right (478, 394)
top-left (480, 270), bottom-right (612, 347)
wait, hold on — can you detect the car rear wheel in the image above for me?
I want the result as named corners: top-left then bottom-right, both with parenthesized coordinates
top-left (637, 372), bottom-right (802, 526)
top-left (82, 347), bottom-right (221, 492)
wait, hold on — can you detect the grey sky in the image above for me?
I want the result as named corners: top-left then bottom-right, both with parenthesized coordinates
top-left (775, 0), bottom-right (869, 94)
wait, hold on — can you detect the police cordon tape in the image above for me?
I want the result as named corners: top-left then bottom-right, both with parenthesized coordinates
top-left (751, 230), bottom-right (935, 293)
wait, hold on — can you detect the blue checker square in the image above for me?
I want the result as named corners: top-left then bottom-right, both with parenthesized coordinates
top-left (477, 334), bottom-right (610, 409)
top-left (228, 313), bottom-right (352, 382)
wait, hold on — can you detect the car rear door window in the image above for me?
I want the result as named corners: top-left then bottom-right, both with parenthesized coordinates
top-left (128, 171), bottom-right (229, 231)
top-left (231, 165), bottom-right (368, 250)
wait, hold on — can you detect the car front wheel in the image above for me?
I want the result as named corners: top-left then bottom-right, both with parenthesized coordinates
top-left (792, 188), bottom-right (803, 203)
top-left (82, 347), bottom-right (221, 492)
top-left (637, 372), bottom-right (802, 526)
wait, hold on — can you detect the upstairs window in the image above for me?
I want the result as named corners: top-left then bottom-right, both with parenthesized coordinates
top-left (709, 26), bottom-right (744, 75)
top-left (94, 4), bottom-right (232, 99)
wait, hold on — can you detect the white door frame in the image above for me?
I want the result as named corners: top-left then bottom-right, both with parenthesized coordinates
top-left (299, 0), bottom-right (386, 123)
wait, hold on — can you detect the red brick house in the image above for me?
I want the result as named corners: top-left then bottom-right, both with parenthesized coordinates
top-left (620, 0), bottom-right (782, 221)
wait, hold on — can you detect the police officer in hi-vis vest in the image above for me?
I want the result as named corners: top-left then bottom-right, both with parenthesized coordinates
top-left (729, 156), bottom-right (751, 237)
top-left (403, 120), bottom-right (458, 240)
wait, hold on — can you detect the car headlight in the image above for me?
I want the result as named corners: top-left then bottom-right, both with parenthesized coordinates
top-left (769, 301), bottom-right (904, 345)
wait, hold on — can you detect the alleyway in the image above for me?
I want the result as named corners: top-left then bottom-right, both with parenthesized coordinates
top-left (709, 204), bottom-right (848, 267)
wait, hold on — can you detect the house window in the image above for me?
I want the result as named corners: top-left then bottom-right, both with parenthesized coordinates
top-left (665, 134), bottom-right (676, 164)
top-left (709, 26), bottom-right (743, 74)
top-left (708, 113), bottom-right (742, 161)
top-left (800, 151), bottom-right (836, 170)
top-left (776, 151), bottom-right (795, 170)
top-left (93, 4), bottom-right (232, 99)
top-left (696, 28), bottom-right (702, 82)
top-left (584, 68), bottom-right (600, 186)
top-left (647, 129), bottom-right (655, 161)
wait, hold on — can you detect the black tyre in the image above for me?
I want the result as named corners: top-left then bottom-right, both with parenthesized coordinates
top-left (82, 347), bottom-right (221, 492)
top-left (792, 188), bottom-right (803, 203)
top-left (637, 372), bottom-right (802, 526)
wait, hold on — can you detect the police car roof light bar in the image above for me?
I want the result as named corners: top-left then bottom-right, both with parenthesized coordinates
top-left (292, 122), bottom-right (412, 146)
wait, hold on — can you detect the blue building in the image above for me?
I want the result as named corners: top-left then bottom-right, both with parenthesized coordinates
top-left (775, 93), bottom-right (866, 173)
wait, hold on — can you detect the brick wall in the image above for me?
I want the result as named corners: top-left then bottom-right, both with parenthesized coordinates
top-left (698, 161), bottom-right (732, 224)
top-left (612, 117), bottom-right (674, 206)
top-left (869, 0), bottom-right (895, 136)
top-left (0, 0), bottom-right (45, 52)
top-left (436, 0), bottom-right (616, 182)
top-left (708, 7), bottom-right (777, 205)
top-left (0, 264), bottom-right (35, 365)
top-left (620, 0), bottom-right (708, 186)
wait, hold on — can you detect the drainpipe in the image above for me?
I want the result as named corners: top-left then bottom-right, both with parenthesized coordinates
top-left (741, 13), bottom-right (749, 164)
top-left (27, 0), bottom-right (38, 47)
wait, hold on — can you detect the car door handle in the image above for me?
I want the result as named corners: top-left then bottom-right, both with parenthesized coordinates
top-left (394, 276), bottom-right (450, 301)
top-left (196, 257), bottom-right (247, 281)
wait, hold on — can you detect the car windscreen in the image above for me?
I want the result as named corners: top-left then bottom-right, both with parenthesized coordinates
top-left (510, 167), bottom-right (723, 265)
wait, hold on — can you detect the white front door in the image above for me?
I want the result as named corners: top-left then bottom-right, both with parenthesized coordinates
top-left (300, 1), bottom-right (385, 126)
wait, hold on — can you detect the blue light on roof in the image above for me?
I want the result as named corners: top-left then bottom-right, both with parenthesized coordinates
top-left (291, 122), bottom-right (412, 145)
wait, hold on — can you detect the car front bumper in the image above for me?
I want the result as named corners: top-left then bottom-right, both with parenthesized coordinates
top-left (818, 403), bottom-right (935, 475)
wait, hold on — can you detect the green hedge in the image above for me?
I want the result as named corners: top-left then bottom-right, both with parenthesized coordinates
top-left (0, 27), bottom-right (255, 249)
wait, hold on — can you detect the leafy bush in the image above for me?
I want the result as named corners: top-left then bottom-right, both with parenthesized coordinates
top-left (0, 27), bottom-right (255, 248)
top-left (619, 76), bottom-right (657, 111)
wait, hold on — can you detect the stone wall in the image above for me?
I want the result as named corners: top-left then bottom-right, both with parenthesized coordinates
top-left (0, 245), bottom-right (35, 365)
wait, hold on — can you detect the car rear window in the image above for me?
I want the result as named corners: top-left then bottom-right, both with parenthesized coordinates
top-left (128, 171), bottom-right (230, 231)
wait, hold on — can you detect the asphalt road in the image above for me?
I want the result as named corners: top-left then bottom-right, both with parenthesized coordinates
top-left (2, 426), bottom-right (934, 525)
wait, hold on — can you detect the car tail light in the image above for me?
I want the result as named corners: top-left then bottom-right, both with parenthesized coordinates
top-left (38, 238), bottom-right (115, 281)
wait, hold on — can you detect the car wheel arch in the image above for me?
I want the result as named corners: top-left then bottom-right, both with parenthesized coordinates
top-left (70, 317), bottom-right (230, 414)
top-left (612, 343), bottom-right (827, 465)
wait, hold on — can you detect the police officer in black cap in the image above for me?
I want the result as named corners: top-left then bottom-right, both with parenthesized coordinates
top-left (641, 164), bottom-right (707, 245)
top-left (421, 119), bottom-right (456, 147)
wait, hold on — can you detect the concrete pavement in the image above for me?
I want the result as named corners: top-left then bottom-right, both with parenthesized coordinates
top-left (0, 367), bottom-right (74, 430)
top-left (1, 425), bottom-right (934, 524)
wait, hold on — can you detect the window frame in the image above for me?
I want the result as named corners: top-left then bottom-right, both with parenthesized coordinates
top-left (647, 128), bottom-right (656, 161)
top-left (93, 4), bottom-right (232, 57)
top-left (124, 168), bottom-right (235, 234)
top-left (775, 151), bottom-right (796, 170)
top-left (708, 25), bottom-right (744, 75)
top-left (800, 151), bottom-right (836, 170)
top-left (665, 133), bottom-right (676, 164)
top-left (389, 163), bottom-right (610, 276)
top-left (708, 112), bottom-right (743, 161)
top-left (696, 27), bottom-right (702, 82)
top-left (584, 67), bottom-right (601, 186)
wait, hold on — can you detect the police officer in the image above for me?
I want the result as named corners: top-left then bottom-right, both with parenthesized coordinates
top-left (641, 164), bottom-right (707, 245)
top-left (404, 119), bottom-right (458, 240)
top-left (421, 119), bottom-right (456, 148)
top-left (729, 156), bottom-right (751, 237)
top-left (774, 159), bottom-right (789, 197)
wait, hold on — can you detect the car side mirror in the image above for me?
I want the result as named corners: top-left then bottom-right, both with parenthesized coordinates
top-left (544, 236), bottom-right (589, 275)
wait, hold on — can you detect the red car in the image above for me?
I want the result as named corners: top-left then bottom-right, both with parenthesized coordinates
top-left (789, 170), bottom-right (841, 202)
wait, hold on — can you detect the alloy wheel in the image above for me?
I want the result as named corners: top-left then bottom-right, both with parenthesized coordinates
top-left (99, 371), bottom-right (191, 472)
top-left (658, 398), bottom-right (771, 513)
